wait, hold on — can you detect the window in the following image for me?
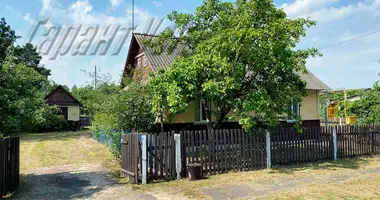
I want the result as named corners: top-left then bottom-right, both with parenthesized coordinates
top-left (59, 107), bottom-right (68, 121)
top-left (143, 56), bottom-right (148, 66)
top-left (136, 58), bottom-right (142, 69)
top-left (288, 102), bottom-right (300, 122)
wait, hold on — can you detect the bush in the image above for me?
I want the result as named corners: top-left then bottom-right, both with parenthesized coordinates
top-left (90, 80), bottom-right (154, 157)
top-left (31, 105), bottom-right (68, 132)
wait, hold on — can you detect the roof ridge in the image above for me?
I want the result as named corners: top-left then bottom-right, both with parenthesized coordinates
top-left (133, 32), bottom-right (159, 37)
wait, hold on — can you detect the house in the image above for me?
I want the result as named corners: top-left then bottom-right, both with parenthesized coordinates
top-left (122, 33), bottom-right (330, 131)
top-left (45, 85), bottom-right (81, 122)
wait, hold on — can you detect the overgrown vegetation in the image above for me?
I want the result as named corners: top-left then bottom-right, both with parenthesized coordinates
top-left (147, 0), bottom-right (319, 130)
top-left (78, 73), bottom-right (155, 157)
top-left (348, 81), bottom-right (380, 124)
top-left (0, 18), bottom-right (63, 135)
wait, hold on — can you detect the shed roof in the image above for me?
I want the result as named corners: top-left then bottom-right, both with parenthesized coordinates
top-left (45, 85), bottom-right (82, 106)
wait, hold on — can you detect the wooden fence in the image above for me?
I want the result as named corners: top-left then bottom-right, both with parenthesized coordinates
top-left (0, 137), bottom-right (20, 199)
top-left (270, 126), bottom-right (333, 167)
top-left (121, 134), bottom-right (140, 184)
top-left (180, 129), bottom-right (267, 176)
top-left (120, 125), bottom-right (380, 184)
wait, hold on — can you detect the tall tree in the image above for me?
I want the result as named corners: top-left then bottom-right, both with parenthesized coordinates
top-left (0, 58), bottom-right (45, 134)
top-left (0, 18), bottom-right (19, 64)
top-left (149, 0), bottom-right (319, 129)
top-left (13, 43), bottom-right (51, 77)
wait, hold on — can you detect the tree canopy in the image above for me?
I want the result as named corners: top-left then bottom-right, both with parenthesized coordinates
top-left (148, 0), bottom-right (319, 129)
top-left (13, 43), bottom-right (51, 77)
top-left (0, 18), bottom-right (56, 134)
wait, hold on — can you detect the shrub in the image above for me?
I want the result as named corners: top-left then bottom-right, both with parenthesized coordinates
top-left (31, 105), bottom-right (68, 132)
top-left (90, 80), bottom-right (154, 157)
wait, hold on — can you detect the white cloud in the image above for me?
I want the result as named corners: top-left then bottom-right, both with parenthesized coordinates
top-left (282, 0), bottom-right (380, 23)
top-left (283, 0), bottom-right (380, 89)
top-left (30, 0), bottom-right (165, 87)
top-left (281, 0), bottom-right (340, 18)
top-left (23, 13), bottom-right (34, 24)
top-left (40, 0), bottom-right (61, 16)
top-left (152, 1), bottom-right (163, 7)
top-left (110, 0), bottom-right (124, 9)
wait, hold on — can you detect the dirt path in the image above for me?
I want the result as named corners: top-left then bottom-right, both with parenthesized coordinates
top-left (202, 167), bottom-right (380, 200)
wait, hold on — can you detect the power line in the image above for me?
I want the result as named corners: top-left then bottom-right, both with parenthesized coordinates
top-left (319, 29), bottom-right (380, 50)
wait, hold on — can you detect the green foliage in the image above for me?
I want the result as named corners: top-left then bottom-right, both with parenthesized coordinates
top-left (148, 0), bottom-right (317, 129)
top-left (12, 43), bottom-right (51, 77)
top-left (32, 105), bottom-right (68, 132)
top-left (87, 75), bottom-right (154, 157)
top-left (71, 71), bottom-right (119, 116)
top-left (92, 80), bottom-right (154, 133)
top-left (348, 82), bottom-right (380, 124)
top-left (320, 89), bottom-right (367, 104)
top-left (0, 59), bottom-right (45, 134)
top-left (0, 18), bottom-right (19, 64)
top-left (0, 18), bottom-right (63, 134)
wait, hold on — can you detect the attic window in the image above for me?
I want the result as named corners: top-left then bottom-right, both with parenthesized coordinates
top-left (137, 58), bottom-right (142, 69)
top-left (143, 56), bottom-right (148, 66)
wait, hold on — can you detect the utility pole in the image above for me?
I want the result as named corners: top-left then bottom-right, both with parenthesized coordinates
top-left (94, 66), bottom-right (97, 88)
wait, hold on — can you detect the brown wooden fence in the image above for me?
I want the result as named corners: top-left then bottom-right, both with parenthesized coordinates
top-left (180, 129), bottom-right (267, 176)
top-left (120, 125), bottom-right (380, 184)
top-left (146, 132), bottom-right (176, 180)
top-left (270, 126), bottom-right (333, 167)
top-left (336, 125), bottom-right (380, 158)
top-left (121, 134), bottom-right (140, 184)
top-left (0, 137), bottom-right (20, 199)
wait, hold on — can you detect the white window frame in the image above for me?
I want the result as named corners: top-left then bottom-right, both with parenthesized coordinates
top-left (287, 102), bottom-right (300, 123)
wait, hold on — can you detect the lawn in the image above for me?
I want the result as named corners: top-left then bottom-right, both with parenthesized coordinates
top-left (134, 157), bottom-right (380, 199)
top-left (19, 130), bottom-right (120, 175)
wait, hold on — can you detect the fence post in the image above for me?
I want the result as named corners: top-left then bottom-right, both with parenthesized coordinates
top-left (174, 134), bottom-right (182, 180)
top-left (141, 134), bottom-right (147, 185)
top-left (266, 130), bottom-right (271, 169)
top-left (333, 127), bottom-right (337, 161)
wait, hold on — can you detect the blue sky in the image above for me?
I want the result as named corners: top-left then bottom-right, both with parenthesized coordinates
top-left (1, 0), bottom-right (380, 89)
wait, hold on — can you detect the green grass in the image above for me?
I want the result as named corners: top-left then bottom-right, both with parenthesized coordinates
top-left (19, 131), bottom-right (120, 176)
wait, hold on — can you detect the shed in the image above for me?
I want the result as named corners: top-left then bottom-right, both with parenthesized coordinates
top-left (45, 85), bottom-right (81, 122)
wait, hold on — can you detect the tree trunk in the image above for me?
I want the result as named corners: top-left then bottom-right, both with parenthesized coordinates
top-left (202, 100), bottom-right (213, 130)
top-left (212, 110), bottom-right (229, 130)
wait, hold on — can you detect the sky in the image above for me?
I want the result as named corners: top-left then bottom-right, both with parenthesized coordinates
top-left (1, 0), bottom-right (380, 90)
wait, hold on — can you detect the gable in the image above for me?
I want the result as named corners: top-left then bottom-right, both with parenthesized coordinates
top-left (46, 86), bottom-right (81, 106)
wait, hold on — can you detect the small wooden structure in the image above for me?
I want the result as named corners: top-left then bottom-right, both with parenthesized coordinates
top-left (45, 85), bottom-right (81, 122)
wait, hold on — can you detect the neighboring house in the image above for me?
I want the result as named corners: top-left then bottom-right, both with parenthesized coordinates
top-left (122, 33), bottom-right (330, 131)
top-left (45, 85), bottom-right (81, 122)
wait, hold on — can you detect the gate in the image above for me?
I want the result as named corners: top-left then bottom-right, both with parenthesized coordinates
top-left (146, 132), bottom-right (176, 181)
top-left (0, 137), bottom-right (20, 199)
top-left (121, 134), bottom-right (141, 183)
